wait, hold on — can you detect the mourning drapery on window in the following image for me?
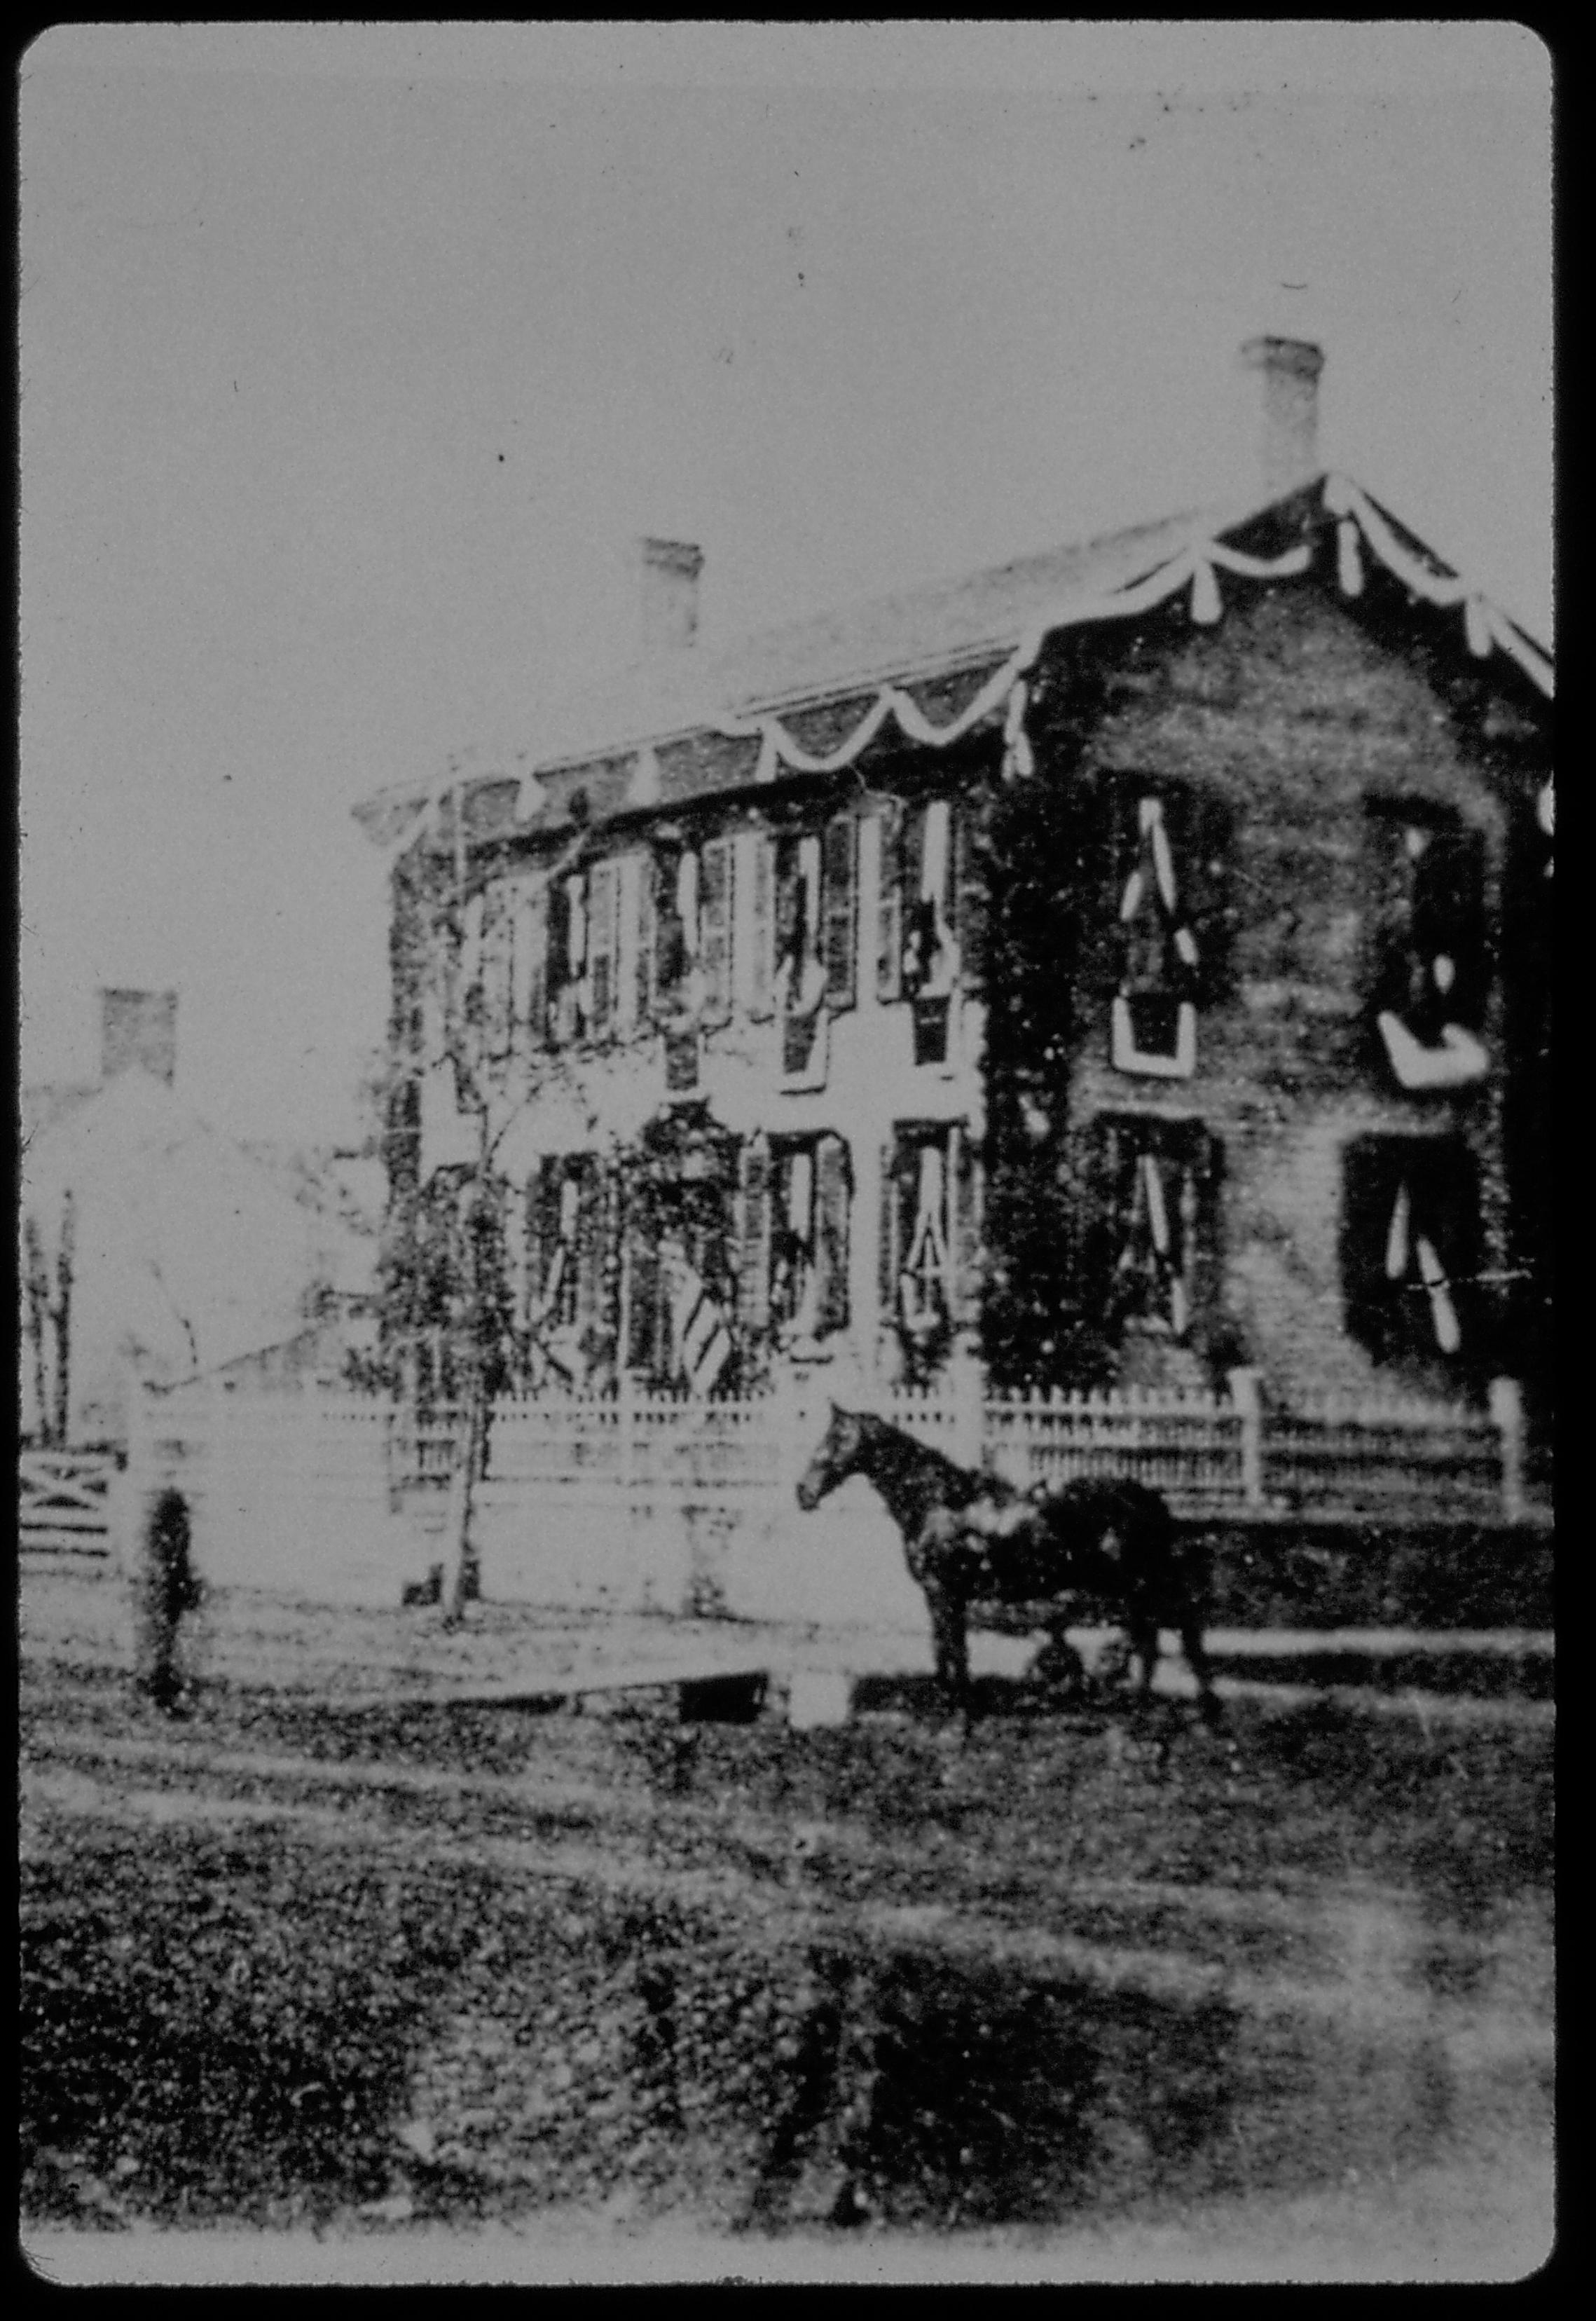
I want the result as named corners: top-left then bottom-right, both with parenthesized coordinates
top-left (546, 870), bottom-right (589, 1047)
top-left (525, 1155), bottom-right (608, 1384)
top-left (514, 875), bottom-right (549, 1054)
top-left (820, 814), bottom-right (858, 1012)
top-left (874, 791), bottom-right (984, 1061)
top-left (406, 1167), bottom-right (517, 1406)
top-left (773, 811), bottom-right (858, 1084)
top-left (1090, 1114), bottom-right (1222, 1342)
top-left (586, 857), bottom-right (622, 1037)
top-left (652, 839), bottom-right (699, 1013)
top-left (775, 829), bottom-right (828, 1077)
top-left (902, 797), bottom-right (959, 1064)
top-left (475, 884), bottom-right (515, 1085)
top-left (613, 851), bottom-right (645, 1036)
top-left (734, 828), bottom-right (776, 1022)
top-left (880, 1123), bottom-right (981, 1378)
top-left (699, 836), bottom-right (736, 1028)
top-left (1342, 1134), bottom-right (1482, 1366)
top-left (1110, 786), bottom-right (1209, 1081)
top-left (766, 1133), bottom-right (851, 1341)
top-left (1365, 804), bottom-right (1489, 1093)
top-left (624, 1110), bottom-right (741, 1393)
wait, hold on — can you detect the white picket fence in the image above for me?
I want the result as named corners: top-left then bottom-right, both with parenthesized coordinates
top-left (106, 1367), bottom-right (1537, 1618)
top-left (389, 1373), bottom-right (1526, 1521)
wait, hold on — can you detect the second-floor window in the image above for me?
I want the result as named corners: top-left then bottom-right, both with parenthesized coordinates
top-left (651, 840), bottom-right (699, 1012)
top-left (773, 812), bottom-right (857, 1081)
top-left (1365, 802), bottom-right (1488, 1092)
top-left (874, 793), bottom-right (982, 1062)
top-left (546, 870), bottom-right (589, 1048)
top-left (467, 810), bottom-right (859, 1067)
top-left (644, 833), bottom-right (736, 1030)
top-left (1107, 782), bottom-right (1223, 1081)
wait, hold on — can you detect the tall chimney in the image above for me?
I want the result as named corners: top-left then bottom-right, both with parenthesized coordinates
top-left (638, 537), bottom-right (703, 655)
top-left (100, 988), bottom-right (177, 1087)
top-left (1237, 336), bottom-right (1325, 499)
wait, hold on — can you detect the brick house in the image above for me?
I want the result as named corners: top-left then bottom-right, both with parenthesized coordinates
top-left (354, 341), bottom-right (1552, 1427)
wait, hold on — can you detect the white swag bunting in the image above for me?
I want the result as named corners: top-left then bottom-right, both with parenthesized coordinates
top-left (379, 494), bottom-right (1544, 868)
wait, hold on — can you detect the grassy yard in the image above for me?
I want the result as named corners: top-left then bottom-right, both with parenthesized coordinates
top-left (20, 1565), bottom-right (1555, 2278)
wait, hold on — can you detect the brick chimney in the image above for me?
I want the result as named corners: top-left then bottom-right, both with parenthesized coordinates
top-left (1237, 336), bottom-right (1325, 500)
top-left (638, 537), bottom-right (703, 655)
top-left (100, 987), bottom-right (177, 1086)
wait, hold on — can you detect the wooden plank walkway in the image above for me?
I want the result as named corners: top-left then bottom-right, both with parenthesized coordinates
top-left (414, 1656), bottom-right (775, 1713)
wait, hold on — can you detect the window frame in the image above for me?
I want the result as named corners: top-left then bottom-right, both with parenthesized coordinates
top-left (766, 1130), bottom-right (851, 1342)
top-left (1341, 1131), bottom-right (1482, 1367)
top-left (1089, 1111), bottom-right (1222, 1345)
top-left (1108, 785), bottom-right (1208, 1081)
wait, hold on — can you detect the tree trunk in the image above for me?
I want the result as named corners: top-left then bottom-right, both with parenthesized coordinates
top-left (441, 1363), bottom-right (485, 1626)
top-left (24, 1217), bottom-right (51, 1446)
top-left (53, 1192), bottom-right (75, 1449)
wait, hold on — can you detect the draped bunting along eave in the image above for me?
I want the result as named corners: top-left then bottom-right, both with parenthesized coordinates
top-left (376, 486), bottom-right (1548, 868)
top-left (1321, 474), bottom-right (1553, 700)
top-left (708, 538), bottom-right (1318, 777)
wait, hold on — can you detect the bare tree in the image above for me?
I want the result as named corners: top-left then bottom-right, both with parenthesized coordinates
top-left (53, 1191), bottom-right (74, 1448)
top-left (23, 1214), bottom-right (52, 1446)
top-left (390, 823), bottom-right (607, 1628)
top-left (20, 1196), bottom-right (75, 1448)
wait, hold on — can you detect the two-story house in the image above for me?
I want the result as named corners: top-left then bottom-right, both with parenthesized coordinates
top-left (355, 340), bottom-right (1552, 1425)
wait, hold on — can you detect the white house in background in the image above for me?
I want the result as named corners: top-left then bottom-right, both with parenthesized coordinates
top-left (19, 991), bottom-right (366, 1447)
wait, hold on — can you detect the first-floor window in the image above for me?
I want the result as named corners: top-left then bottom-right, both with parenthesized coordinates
top-left (881, 1123), bottom-right (979, 1378)
top-left (525, 1156), bottom-right (609, 1384)
top-left (624, 1156), bottom-right (741, 1396)
top-left (1092, 1113), bottom-right (1222, 1342)
top-left (405, 1168), bottom-right (517, 1406)
top-left (1342, 1134), bottom-right (1480, 1364)
top-left (769, 1134), bottom-right (851, 1341)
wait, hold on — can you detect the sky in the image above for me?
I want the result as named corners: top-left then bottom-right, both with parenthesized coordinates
top-left (18, 22), bottom-right (1553, 1149)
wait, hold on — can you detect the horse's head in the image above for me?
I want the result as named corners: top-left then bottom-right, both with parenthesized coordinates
top-left (795, 1402), bottom-right (874, 1512)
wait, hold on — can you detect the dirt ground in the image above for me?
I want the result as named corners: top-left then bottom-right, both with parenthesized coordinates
top-left (19, 1561), bottom-right (1555, 2285)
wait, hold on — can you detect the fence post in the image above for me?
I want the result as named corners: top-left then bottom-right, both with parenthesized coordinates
top-left (1227, 1367), bottom-right (1265, 1509)
top-left (1488, 1376), bottom-right (1526, 1526)
top-left (947, 1331), bottom-right (984, 1468)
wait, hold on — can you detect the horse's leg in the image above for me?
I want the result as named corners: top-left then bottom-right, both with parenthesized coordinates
top-left (1126, 1601), bottom-right (1161, 1713)
top-left (926, 1586), bottom-right (970, 1723)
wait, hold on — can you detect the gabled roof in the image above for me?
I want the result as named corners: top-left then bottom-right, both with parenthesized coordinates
top-left (355, 472), bottom-right (1550, 852)
top-left (516, 497), bottom-right (1238, 769)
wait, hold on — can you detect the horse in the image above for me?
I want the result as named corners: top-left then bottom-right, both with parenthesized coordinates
top-left (795, 1404), bottom-right (1220, 1726)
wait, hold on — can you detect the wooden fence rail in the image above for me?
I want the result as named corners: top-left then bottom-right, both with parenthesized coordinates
top-left (19, 1449), bottom-right (118, 1556)
top-left (88, 1366), bottom-right (1543, 1615)
top-left (373, 1370), bottom-right (1532, 1526)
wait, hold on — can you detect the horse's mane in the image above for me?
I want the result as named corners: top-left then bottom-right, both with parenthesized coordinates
top-left (854, 1409), bottom-right (1003, 1507)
